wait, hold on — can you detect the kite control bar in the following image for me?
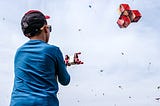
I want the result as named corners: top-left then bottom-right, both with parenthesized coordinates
top-left (65, 52), bottom-right (84, 66)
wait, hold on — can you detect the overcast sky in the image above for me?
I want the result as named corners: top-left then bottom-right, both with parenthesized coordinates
top-left (1, 0), bottom-right (160, 106)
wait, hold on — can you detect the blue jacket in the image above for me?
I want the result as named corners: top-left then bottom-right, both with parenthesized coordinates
top-left (10, 40), bottom-right (70, 106)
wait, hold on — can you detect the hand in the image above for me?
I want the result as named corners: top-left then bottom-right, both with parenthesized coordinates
top-left (65, 55), bottom-right (71, 66)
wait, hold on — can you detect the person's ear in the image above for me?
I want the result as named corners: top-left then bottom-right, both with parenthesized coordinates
top-left (44, 26), bottom-right (48, 33)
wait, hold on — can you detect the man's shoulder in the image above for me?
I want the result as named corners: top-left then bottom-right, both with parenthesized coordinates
top-left (17, 40), bottom-right (60, 53)
top-left (43, 44), bottom-right (63, 57)
top-left (45, 44), bottom-right (59, 51)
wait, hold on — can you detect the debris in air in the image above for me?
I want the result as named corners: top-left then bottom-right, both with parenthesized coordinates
top-left (121, 52), bottom-right (124, 55)
top-left (78, 29), bottom-right (82, 31)
top-left (100, 69), bottom-right (104, 72)
top-left (155, 98), bottom-right (160, 101)
top-left (118, 85), bottom-right (123, 89)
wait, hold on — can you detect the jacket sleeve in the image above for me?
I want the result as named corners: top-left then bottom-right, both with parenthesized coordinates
top-left (56, 48), bottom-right (70, 85)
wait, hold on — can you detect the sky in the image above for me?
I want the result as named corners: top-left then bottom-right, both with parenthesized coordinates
top-left (0, 0), bottom-right (160, 106)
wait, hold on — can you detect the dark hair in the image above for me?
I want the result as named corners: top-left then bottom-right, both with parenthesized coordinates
top-left (21, 10), bottom-right (48, 37)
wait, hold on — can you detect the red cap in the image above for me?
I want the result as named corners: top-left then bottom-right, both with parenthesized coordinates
top-left (25, 10), bottom-right (50, 19)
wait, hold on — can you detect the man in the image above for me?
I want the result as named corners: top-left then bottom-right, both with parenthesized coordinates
top-left (10, 10), bottom-right (70, 106)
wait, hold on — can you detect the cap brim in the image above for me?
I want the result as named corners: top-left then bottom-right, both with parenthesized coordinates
top-left (45, 15), bottom-right (50, 19)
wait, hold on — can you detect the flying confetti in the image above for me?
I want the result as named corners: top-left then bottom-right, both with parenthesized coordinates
top-left (155, 97), bottom-right (160, 101)
top-left (100, 69), bottom-right (104, 72)
top-left (78, 29), bottom-right (82, 31)
top-left (118, 85), bottom-right (123, 89)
